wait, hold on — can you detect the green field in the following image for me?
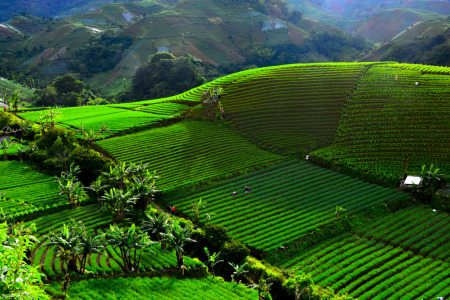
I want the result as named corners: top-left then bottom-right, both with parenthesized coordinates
top-left (96, 121), bottom-right (286, 191)
top-left (26, 205), bottom-right (203, 280)
top-left (46, 276), bottom-right (257, 299)
top-left (312, 64), bottom-right (450, 180)
top-left (0, 161), bottom-right (67, 217)
top-left (166, 161), bottom-right (407, 251)
top-left (277, 206), bottom-right (450, 299)
top-left (18, 104), bottom-right (183, 137)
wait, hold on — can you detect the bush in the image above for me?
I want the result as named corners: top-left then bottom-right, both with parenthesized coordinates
top-left (215, 239), bottom-right (250, 280)
top-left (67, 146), bottom-right (111, 185)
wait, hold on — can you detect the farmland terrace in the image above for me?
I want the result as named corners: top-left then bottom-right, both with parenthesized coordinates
top-left (10, 61), bottom-right (450, 299)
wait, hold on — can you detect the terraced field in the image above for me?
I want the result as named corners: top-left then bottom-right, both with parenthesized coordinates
top-left (46, 276), bottom-right (257, 299)
top-left (166, 161), bottom-right (407, 251)
top-left (18, 105), bottom-right (181, 137)
top-left (96, 121), bottom-right (285, 191)
top-left (277, 206), bottom-right (450, 299)
top-left (312, 64), bottom-right (450, 180)
top-left (0, 161), bottom-right (66, 217)
top-left (219, 63), bottom-right (375, 153)
top-left (27, 205), bottom-right (202, 280)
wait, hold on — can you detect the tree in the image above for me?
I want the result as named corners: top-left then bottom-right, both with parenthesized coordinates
top-left (86, 175), bottom-right (108, 204)
top-left (45, 221), bottom-right (81, 272)
top-left (204, 247), bottom-right (223, 279)
top-left (0, 138), bottom-right (11, 160)
top-left (140, 212), bottom-right (168, 249)
top-left (229, 262), bottom-right (248, 283)
top-left (77, 231), bottom-right (104, 274)
top-left (100, 187), bottom-right (138, 223)
top-left (104, 224), bottom-right (155, 272)
top-left (0, 222), bottom-right (48, 299)
top-left (249, 277), bottom-right (273, 300)
top-left (77, 122), bottom-right (110, 146)
top-left (130, 170), bottom-right (158, 211)
top-left (191, 198), bottom-right (206, 224)
top-left (55, 163), bottom-right (87, 209)
top-left (131, 54), bottom-right (206, 100)
top-left (161, 220), bottom-right (196, 270)
top-left (8, 90), bottom-right (20, 112)
top-left (418, 164), bottom-right (445, 203)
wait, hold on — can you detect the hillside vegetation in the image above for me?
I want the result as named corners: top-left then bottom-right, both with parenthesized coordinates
top-left (8, 61), bottom-right (450, 299)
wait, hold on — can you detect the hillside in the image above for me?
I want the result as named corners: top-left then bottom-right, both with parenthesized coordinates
top-left (4, 61), bottom-right (450, 299)
top-left (0, 0), bottom-right (373, 95)
top-left (359, 18), bottom-right (450, 65)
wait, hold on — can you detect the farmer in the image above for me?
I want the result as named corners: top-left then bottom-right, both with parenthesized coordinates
top-left (244, 186), bottom-right (250, 193)
top-left (232, 191), bottom-right (237, 196)
top-left (172, 205), bottom-right (176, 216)
top-left (167, 205), bottom-right (172, 214)
top-left (3, 107), bottom-right (6, 112)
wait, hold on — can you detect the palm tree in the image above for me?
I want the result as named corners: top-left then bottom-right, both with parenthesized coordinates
top-left (419, 164), bottom-right (444, 203)
top-left (100, 188), bottom-right (139, 223)
top-left (204, 247), bottom-right (223, 279)
top-left (55, 164), bottom-right (86, 209)
top-left (140, 213), bottom-right (168, 249)
top-left (229, 262), bottom-right (248, 283)
top-left (78, 232), bottom-right (104, 274)
top-left (86, 176), bottom-right (108, 205)
top-left (191, 198), bottom-right (206, 224)
top-left (104, 224), bottom-right (155, 272)
top-left (161, 220), bottom-right (196, 270)
top-left (131, 171), bottom-right (158, 210)
top-left (45, 222), bottom-right (81, 272)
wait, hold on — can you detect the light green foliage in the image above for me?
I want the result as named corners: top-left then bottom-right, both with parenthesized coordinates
top-left (104, 223), bottom-right (155, 272)
top-left (45, 276), bottom-right (258, 299)
top-left (167, 161), bottom-right (406, 250)
top-left (19, 105), bottom-right (176, 138)
top-left (0, 222), bottom-right (48, 299)
top-left (55, 163), bottom-right (87, 209)
top-left (0, 161), bottom-right (66, 218)
top-left (96, 121), bottom-right (285, 191)
top-left (312, 64), bottom-right (450, 180)
top-left (277, 206), bottom-right (450, 299)
top-left (161, 220), bottom-right (196, 269)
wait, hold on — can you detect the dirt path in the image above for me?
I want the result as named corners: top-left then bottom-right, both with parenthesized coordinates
top-left (150, 200), bottom-right (165, 213)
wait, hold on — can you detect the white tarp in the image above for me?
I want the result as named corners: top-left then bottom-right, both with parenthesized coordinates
top-left (404, 176), bottom-right (422, 185)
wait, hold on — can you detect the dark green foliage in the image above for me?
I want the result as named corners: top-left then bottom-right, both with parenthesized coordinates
top-left (69, 32), bottom-right (133, 77)
top-left (33, 74), bottom-right (96, 107)
top-left (131, 54), bottom-right (206, 100)
top-left (215, 239), bottom-right (250, 280)
top-left (282, 274), bottom-right (315, 299)
top-left (383, 34), bottom-right (450, 65)
top-left (67, 146), bottom-right (111, 185)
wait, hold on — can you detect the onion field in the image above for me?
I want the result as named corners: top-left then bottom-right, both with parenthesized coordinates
top-left (96, 121), bottom-right (286, 191)
top-left (277, 206), bottom-right (450, 299)
top-left (312, 64), bottom-right (450, 179)
top-left (166, 161), bottom-right (407, 251)
top-left (18, 105), bottom-right (182, 137)
top-left (46, 276), bottom-right (257, 299)
top-left (0, 161), bottom-right (66, 217)
top-left (219, 63), bottom-right (372, 153)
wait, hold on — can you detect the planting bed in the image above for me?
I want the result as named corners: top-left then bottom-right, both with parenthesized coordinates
top-left (46, 276), bottom-right (257, 299)
top-left (0, 161), bottom-right (66, 217)
top-left (96, 121), bottom-right (285, 191)
top-left (166, 161), bottom-right (407, 251)
top-left (312, 64), bottom-right (450, 180)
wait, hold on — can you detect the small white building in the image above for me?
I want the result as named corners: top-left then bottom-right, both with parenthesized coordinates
top-left (401, 175), bottom-right (423, 187)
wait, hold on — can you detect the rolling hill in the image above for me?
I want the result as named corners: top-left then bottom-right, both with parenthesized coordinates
top-left (8, 61), bottom-right (450, 299)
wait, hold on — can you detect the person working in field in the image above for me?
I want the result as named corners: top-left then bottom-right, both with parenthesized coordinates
top-left (244, 186), bottom-right (250, 193)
